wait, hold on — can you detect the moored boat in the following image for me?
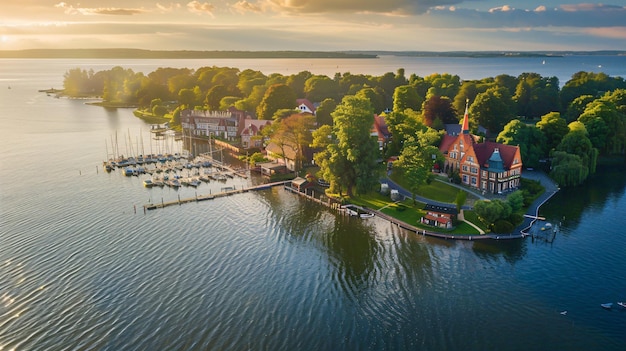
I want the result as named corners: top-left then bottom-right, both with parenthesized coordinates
top-left (617, 302), bottom-right (626, 308)
top-left (601, 303), bottom-right (613, 309)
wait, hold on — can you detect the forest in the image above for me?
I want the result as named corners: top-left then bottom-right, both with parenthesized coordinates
top-left (62, 65), bottom-right (626, 189)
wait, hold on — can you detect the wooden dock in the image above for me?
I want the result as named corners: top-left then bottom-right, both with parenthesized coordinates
top-left (143, 181), bottom-right (287, 210)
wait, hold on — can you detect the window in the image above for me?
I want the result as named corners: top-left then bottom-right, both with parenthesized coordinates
top-left (462, 175), bottom-right (468, 184)
top-left (471, 177), bottom-right (477, 185)
top-left (468, 156), bottom-right (474, 163)
top-left (470, 167), bottom-right (478, 174)
top-left (462, 165), bottom-right (468, 172)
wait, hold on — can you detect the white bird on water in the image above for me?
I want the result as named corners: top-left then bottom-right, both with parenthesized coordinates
top-left (560, 311), bottom-right (567, 315)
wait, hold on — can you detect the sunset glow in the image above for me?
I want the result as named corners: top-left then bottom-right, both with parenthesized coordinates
top-left (1, 1), bottom-right (625, 51)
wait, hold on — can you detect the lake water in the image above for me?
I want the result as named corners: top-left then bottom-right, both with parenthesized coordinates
top-left (0, 58), bottom-right (625, 351)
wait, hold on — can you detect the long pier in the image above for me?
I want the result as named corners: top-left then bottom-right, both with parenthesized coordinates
top-left (143, 181), bottom-right (287, 210)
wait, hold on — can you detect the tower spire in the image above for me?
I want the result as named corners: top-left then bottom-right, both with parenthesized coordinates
top-left (462, 98), bottom-right (470, 134)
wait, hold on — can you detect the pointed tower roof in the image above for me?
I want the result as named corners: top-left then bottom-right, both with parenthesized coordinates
top-left (462, 98), bottom-right (470, 134)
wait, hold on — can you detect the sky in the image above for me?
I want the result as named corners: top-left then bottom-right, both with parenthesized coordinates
top-left (1, 1), bottom-right (625, 52)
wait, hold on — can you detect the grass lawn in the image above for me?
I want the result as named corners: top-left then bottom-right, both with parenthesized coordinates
top-left (389, 173), bottom-right (473, 204)
top-left (461, 210), bottom-right (490, 233)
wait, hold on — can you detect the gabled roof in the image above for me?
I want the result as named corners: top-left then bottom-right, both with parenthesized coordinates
top-left (473, 141), bottom-right (520, 170)
top-left (296, 98), bottom-right (316, 114)
top-left (372, 114), bottom-right (390, 139)
top-left (439, 135), bottom-right (457, 153)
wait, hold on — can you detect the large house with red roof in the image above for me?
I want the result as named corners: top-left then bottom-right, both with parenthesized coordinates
top-left (439, 103), bottom-right (522, 194)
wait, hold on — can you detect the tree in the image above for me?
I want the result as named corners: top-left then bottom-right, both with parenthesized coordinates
top-left (556, 129), bottom-right (598, 180)
top-left (167, 72), bottom-right (196, 96)
top-left (560, 71), bottom-right (626, 109)
top-left (395, 135), bottom-right (441, 203)
top-left (304, 75), bottom-right (339, 102)
top-left (455, 190), bottom-right (468, 213)
top-left (256, 84), bottom-right (297, 120)
top-left (453, 80), bottom-right (491, 115)
top-left (383, 109), bottom-right (424, 157)
top-left (219, 96), bottom-right (240, 110)
top-left (177, 88), bottom-right (196, 108)
top-left (393, 85), bottom-right (422, 112)
top-left (579, 99), bottom-right (623, 154)
top-left (536, 112), bottom-right (569, 153)
top-left (424, 73), bottom-right (461, 99)
top-left (513, 73), bottom-right (560, 119)
top-left (506, 191), bottom-right (524, 212)
top-left (267, 113), bottom-right (316, 171)
top-left (549, 151), bottom-right (587, 187)
top-left (316, 95), bottom-right (379, 196)
top-left (272, 108), bottom-right (298, 122)
top-left (497, 119), bottom-right (546, 168)
top-left (338, 72), bottom-right (372, 97)
top-left (469, 87), bottom-right (515, 135)
top-left (421, 95), bottom-right (457, 128)
top-left (473, 199), bottom-right (511, 225)
top-left (494, 74), bottom-right (519, 96)
top-left (564, 95), bottom-right (595, 123)
top-left (286, 71), bottom-right (312, 98)
top-left (237, 69), bottom-right (267, 96)
top-left (356, 87), bottom-right (385, 114)
top-left (315, 98), bottom-right (337, 126)
top-left (205, 85), bottom-right (229, 110)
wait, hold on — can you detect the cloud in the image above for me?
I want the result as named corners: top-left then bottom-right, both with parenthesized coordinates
top-left (560, 3), bottom-right (625, 12)
top-left (54, 2), bottom-right (145, 16)
top-left (232, 1), bottom-right (262, 13)
top-left (156, 3), bottom-right (182, 13)
top-left (263, 0), bottom-right (462, 15)
top-left (187, 1), bottom-right (215, 15)
top-left (424, 5), bottom-right (626, 28)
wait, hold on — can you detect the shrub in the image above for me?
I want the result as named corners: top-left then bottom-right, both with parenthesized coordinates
top-left (492, 219), bottom-right (514, 233)
top-left (507, 213), bottom-right (524, 226)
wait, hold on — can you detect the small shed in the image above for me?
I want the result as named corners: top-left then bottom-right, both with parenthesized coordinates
top-left (258, 161), bottom-right (287, 177)
top-left (421, 204), bottom-right (458, 229)
top-left (290, 176), bottom-right (309, 192)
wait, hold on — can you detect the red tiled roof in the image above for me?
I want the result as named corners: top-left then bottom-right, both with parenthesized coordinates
top-left (473, 141), bottom-right (520, 169)
top-left (439, 135), bottom-right (456, 153)
top-left (423, 214), bottom-right (451, 224)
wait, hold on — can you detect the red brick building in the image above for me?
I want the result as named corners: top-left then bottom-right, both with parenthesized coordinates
top-left (439, 103), bottom-right (522, 194)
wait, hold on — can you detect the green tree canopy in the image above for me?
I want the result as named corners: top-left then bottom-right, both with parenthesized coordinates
top-left (356, 87), bottom-right (385, 115)
top-left (469, 86), bottom-right (515, 135)
top-left (304, 75), bottom-right (339, 102)
top-left (393, 85), bottom-right (422, 112)
top-left (256, 84), bottom-right (297, 120)
top-left (536, 112), bottom-right (569, 153)
top-left (473, 199), bottom-right (512, 225)
top-left (549, 151), bottom-right (587, 187)
top-left (497, 119), bottom-right (546, 168)
top-left (315, 95), bottom-right (379, 196)
top-left (315, 98), bottom-right (338, 126)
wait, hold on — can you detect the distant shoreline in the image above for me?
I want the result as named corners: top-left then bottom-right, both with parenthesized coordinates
top-left (0, 49), bottom-right (377, 59)
top-left (1, 48), bottom-right (625, 59)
